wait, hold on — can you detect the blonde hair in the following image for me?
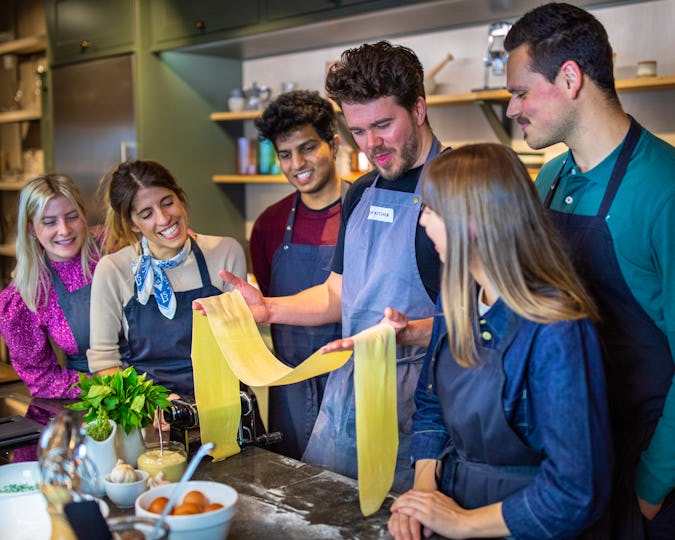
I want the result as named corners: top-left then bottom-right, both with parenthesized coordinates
top-left (98, 160), bottom-right (188, 254)
top-left (423, 143), bottom-right (598, 367)
top-left (14, 174), bottom-right (99, 312)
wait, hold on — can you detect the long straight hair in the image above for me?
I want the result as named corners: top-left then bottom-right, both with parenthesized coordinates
top-left (422, 143), bottom-right (598, 367)
top-left (14, 174), bottom-right (99, 312)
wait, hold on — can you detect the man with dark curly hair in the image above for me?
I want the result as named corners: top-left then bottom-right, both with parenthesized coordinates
top-left (249, 90), bottom-right (347, 460)
top-left (210, 41), bottom-right (442, 492)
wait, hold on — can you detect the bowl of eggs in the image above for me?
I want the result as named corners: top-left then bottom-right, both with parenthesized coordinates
top-left (135, 480), bottom-right (237, 540)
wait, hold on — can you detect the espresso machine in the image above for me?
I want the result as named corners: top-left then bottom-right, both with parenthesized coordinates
top-left (482, 21), bottom-right (512, 89)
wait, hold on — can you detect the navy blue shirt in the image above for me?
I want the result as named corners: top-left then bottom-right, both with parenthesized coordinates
top-left (331, 166), bottom-right (441, 303)
top-left (411, 297), bottom-right (612, 539)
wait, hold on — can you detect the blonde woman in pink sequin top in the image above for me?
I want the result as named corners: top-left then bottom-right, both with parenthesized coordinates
top-left (0, 175), bottom-right (100, 398)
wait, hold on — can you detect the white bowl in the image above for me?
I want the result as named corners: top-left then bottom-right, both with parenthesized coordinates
top-left (0, 461), bottom-right (40, 497)
top-left (136, 480), bottom-right (237, 540)
top-left (104, 469), bottom-right (149, 508)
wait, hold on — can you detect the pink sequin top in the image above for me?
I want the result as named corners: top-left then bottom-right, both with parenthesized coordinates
top-left (0, 257), bottom-right (96, 398)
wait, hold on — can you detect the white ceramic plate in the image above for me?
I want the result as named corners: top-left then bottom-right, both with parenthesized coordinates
top-left (0, 480), bottom-right (109, 540)
top-left (0, 461), bottom-right (40, 496)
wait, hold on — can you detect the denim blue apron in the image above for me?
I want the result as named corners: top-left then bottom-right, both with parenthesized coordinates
top-left (267, 188), bottom-right (345, 459)
top-left (433, 312), bottom-right (542, 512)
top-left (303, 137), bottom-right (441, 492)
top-left (47, 259), bottom-right (92, 373)
top-left (544, 117), bottom-right (675, 539)
top-left (123, 240), bottom-right (221, 396)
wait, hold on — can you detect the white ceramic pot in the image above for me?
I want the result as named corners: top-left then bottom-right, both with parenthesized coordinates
top-left (115, 426), bottom-right (146, 468)
top-left (85, 419), bottom-right (117, 497)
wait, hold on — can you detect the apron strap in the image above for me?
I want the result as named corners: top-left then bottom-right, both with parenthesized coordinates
top-left (191, 239), bottom-right (213, 287)
top-left (597, 116), bottom-right (642, 217)
top-left (544, 115), bottom-right (642, 215)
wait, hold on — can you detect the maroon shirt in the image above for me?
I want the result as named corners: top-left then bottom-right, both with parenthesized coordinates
top-left (249, 192), bottom-right (342, 296)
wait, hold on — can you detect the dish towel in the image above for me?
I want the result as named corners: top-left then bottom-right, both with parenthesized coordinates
top-left (191, 289), bottom-right (397, 515)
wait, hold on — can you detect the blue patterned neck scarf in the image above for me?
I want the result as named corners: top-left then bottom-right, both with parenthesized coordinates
top-left (132, 236), bottom-right (190, 319)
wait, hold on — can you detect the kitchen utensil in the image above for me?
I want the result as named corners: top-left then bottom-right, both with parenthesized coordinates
top-left (227, 89), bottom-right (246, 112)
top-left (423, 53), bottom-right (453, 95)
top-left (482, 21), bottom-right (512, 89)
top-left (244, 82), bottom-right (271, 110)
top-left (280, 81), bottom-right (297, 93)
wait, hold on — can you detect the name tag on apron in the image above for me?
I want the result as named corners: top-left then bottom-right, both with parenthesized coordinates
top-left (368, 205), bottom-right (394, 223)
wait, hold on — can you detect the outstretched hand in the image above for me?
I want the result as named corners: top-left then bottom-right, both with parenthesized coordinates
top-left (319, 306), bottom-right (409, 354)
top-left (192, 270), bottom-right (271, 324)
top-left (382, 306), bottom-right (410, 336)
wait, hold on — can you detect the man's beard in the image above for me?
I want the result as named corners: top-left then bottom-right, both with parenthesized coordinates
top-left (374, 135), bottom-right (420, 181)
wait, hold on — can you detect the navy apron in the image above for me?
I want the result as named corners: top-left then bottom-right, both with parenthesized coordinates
top-left (47, 259), bottom-right (92, 373)
top-left (303, 137), bottom-right (441, 492)
top-left (267, 188), bottom-right (345, 459)
top-left (123, 240), bottom-right (221, 396)
top-left (544, 117), bottom-right (675, 539)
top-left (433, 312), bottom-right (541, 513)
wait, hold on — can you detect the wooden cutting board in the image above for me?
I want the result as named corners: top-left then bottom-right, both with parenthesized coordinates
top-left (0, 364), bottom-right (20, 384)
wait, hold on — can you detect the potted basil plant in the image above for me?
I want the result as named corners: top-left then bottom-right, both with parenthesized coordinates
top-left (68, 367), bottom-right (170, 467)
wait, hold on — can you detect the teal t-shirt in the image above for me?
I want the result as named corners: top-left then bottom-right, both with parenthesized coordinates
top-left (536, 128), bottom-right (675, 504)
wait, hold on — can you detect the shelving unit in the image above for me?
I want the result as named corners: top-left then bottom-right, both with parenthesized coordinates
top-left (210, 74), bottom-right (675, 184)
top-left (0, 3), bottom-right (47, 297)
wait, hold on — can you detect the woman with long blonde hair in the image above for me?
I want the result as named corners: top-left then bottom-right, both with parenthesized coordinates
top-left (388, 144), bottom-right (612, 539)
top-left (0, 174), bottom-right (99, 398)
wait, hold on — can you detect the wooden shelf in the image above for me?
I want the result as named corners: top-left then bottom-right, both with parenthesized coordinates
top-left (210, 110), bottom-right (263, 122)
top-left (0, 110), bottom-right (40, 124)
top-left (214, 174), bottom-right (287, 184)
top-left (615, 75), bottom-right (675, 92)
top-left (211, 76), bottom-right (675, 120)
top-left (0, 35), bottom-right (46, 56)
top-left (211, 75), bottom-right (675, 183)
top-left (0, 179), bottom-right (27, 191)
top-left (214, 170), bottom-right (369, 184)
top-left (0, 244), bottom-right (16, 257)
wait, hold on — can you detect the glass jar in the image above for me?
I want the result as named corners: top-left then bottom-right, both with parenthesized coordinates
top-left (136, 441), bottom-right (187, 483)
top-left (107, 516), bottom-right (169, 539)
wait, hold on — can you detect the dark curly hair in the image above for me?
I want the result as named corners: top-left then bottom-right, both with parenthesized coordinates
top-left (325, 41), bottom-right (425, 112)
top-left (504, 3), bottom-right (618, 103)
top-left (254, 90), bottom-right (337, 148)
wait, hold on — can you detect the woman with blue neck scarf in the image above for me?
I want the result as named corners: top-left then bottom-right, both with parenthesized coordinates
top-left (87, 160), bottom-right (246, 395)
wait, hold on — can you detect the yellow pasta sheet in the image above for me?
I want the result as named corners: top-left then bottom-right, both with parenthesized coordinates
top-left (191, 290), bottom-right (398, 515)
top-left (354, 322), bottom-right (398, 516)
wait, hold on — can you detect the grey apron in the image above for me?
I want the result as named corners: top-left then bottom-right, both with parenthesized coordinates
top-left (47, 259), bottom-right (92, 373)
top-left (303, 137), bottom-right (441, 492)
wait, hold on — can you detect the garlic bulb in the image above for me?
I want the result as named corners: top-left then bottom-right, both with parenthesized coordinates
top-left (109, 459), bottom-right (137, 483)
top-left (146, 471), bottom-right (170, 489)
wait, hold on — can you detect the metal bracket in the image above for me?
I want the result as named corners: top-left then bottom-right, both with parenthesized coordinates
top-left (475, 99), bottom-right (511, 146)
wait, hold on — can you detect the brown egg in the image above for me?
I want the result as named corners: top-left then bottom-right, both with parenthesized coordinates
top-left (204, 503), bottom-right (224, 512)
top-left (172, 502), bottom-right (202, 515)
top-left (148, 496), bottom-right (169, 514)
top-left (182, 490), bottom-right (209, 510)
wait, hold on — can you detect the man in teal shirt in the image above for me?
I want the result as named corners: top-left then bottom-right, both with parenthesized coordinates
top-left (505, 3), bottom-right (675, 539)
